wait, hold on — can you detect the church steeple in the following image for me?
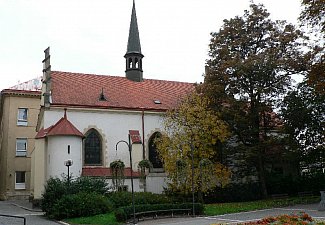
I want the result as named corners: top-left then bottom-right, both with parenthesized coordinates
top-left (125, 0), bottom-right (144, 82)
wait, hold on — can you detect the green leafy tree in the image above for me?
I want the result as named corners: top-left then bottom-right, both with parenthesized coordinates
top-left (204, 3), bottom-right (307, 197)
top-left (281, 81), bottom-right (325, 173)
top-left (156, 92), bottom-right (230, 195)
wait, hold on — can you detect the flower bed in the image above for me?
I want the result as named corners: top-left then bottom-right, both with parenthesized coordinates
top-left (212, 213), bottom-right (325, 225)
top-left (241, 213), bottom-right (323, 225)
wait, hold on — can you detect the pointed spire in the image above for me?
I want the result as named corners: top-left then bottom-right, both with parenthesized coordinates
top-left (124, 0), bottom-right (144, 82)
top-left (126, 0), bottom-right (142, 54)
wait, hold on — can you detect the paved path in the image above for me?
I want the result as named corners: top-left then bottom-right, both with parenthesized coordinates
top-left (137, 203), bottom-right (325, 225)
top-left (0, 200), bottom-right (61, 225)
top-left (1, 201), bottom-right (324, 225)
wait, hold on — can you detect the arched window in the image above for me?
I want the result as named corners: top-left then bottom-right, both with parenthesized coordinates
top-left (149, 132), bottom-right (163, 168)
top-left (135, 58), bottom-right (139, 68)
top-left (128, 58), bottom-right (133, 69)
top-left (84, 129), bottom-right (102, 165)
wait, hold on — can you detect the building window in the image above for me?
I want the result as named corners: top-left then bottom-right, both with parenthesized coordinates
top-left (149, 132), bottom-right (163, 169)
top-left (15, 171), bottom-right (26, 190)
top-left (17, 108), bottom-right (28, 126)
top-left (84, 129), bottom-right (102, 165)
top-left (16, 138), bottom-right (27, 157)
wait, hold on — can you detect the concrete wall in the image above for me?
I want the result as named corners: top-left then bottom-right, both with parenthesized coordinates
top-left (146, 173), bottom-right (167, 193)
top-left (47, 136), bottom-right (82, 179)
top-left (32, 138), bottom-right (46, 199)
top-left (0, 93), bottom-right (40, 200)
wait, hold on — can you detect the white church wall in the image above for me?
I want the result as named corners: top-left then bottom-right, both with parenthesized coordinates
top-left (44, 108), bottom-right (164, 168)
top-left (146, 173), bottom-right (168, 193)
top-left (47, 136), bottom-right (82, 180)
top-left (105, 177), bottom-right (144, 192)
top-left (43, 108), bottom-right (168, 193)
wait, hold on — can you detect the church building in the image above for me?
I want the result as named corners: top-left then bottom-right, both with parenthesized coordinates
top-left (31, 1), bottom-right (194, 200)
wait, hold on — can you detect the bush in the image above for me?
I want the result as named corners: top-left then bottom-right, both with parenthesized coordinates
top-left (200, 182), bottom-right (261, 203)
top-left (115, 203), bottom-right (204, 222)
top-left (266, 172), bottom-right (325, 196)
top-left (49, 192), bottom-right (114, 220)
top-left (41, 176), bottom-right (110, 217)
top-left (41, 177), bottom-right (68, 214)
top-left (70, 176), bottom-right (109, 195)
top-left (107, 191), bottom-right (172, 208)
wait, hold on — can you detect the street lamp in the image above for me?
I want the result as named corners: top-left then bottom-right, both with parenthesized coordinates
top-left (64, 159), bottom-right (73, 185)
top-left (116, 134), bottom-right (136, 224)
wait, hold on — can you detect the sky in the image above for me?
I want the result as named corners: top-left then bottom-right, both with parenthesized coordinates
top-left (0, 0), bottom-right (302, 91)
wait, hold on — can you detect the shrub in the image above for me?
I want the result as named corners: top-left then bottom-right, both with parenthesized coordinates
top-left (114, 208), bottom-right (128, 222)
top-left (70, 176), bottom-right (109, 195)
top-left (41, 176), bottom-right (110, 217)
top-left (266, 172), bottom-right (325, 196)
top-left (41, 177), bottom-right (68, 214)
top-left (198, 182), bottom-right (261, 203)
top-left (107, 191), bottom-right (172, 208)
top-left (115, 203), bottom-right (204, 222)
top-left (49, 192), bottom-right (113, 220)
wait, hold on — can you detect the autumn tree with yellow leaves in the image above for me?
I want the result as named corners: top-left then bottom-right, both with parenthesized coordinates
top-left (156, 92), bottom-right (231, 196)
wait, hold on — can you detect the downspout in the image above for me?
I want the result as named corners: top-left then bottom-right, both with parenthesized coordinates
top-left (142, 109), bottom-right (145, 160)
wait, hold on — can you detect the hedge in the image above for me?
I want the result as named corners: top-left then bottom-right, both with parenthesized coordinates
top-left (114, 203), bottom-right (204, 222)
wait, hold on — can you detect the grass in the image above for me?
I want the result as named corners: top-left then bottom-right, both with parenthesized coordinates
top-left (64, 212), bottom-right (120, 225)
top-left (64, 196), bottom-right (320, 225)
top-left (204, 196), bottom-right (320, 216)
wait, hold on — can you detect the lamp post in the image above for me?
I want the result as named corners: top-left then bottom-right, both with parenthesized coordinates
top-left (64, 159), bottom-right (73, 185)
top-left (116, 134), bottom-right (136, 224)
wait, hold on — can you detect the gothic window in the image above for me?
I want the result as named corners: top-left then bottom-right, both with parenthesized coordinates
top-left (149, 132), bottom-right (163, 168)
top-left (84, 129), bottom-right (102, 166)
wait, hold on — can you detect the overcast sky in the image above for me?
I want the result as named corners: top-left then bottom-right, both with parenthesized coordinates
top-left (0, 0), bottom-right (302, 90)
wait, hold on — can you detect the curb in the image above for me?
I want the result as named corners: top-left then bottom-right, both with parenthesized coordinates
top-left (11, 203), bottom-right (43, 213)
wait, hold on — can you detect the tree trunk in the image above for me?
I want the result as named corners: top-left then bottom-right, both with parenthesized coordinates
top-left (257, 150), bottom-right (268, 198)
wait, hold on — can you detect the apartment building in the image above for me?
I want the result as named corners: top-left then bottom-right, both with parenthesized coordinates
top-left (0, 89), bottom-right (41, 200)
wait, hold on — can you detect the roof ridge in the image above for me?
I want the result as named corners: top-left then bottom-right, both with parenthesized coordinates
top-left (51, 70), bottom-right (195, 84)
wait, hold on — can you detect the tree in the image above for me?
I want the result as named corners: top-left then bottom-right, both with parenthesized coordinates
top-left (156, 92), bottom-right (230, 196)
top-left (281, 81), bottom-right (325, 173)
top-left (204, 3), bottom-right (307, 197)
top-left (305, 49), bottom-right (325, 95)
top-left (299, 0), bottom-right (325, 35)
top-left (299, 0), bottom-right (325, 95)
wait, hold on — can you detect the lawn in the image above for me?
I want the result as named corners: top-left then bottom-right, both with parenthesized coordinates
top-left (204, 196), bottom-right (319, 216)
top-left (64, 196), bottom-right (320, 225)
top-left (65, 212), bottom-right (119, 225)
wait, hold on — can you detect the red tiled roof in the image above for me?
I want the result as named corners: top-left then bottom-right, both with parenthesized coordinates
top-left (35, 111), bottom-right (84, 138)
top-left (129, 130), bottom-right (142, 144)
top-left (35, 126), bottom-right (53, 139)
top-left (50, 71), bottom-right (195, 111)
top-left (82, 167), bottom-right (141, 177)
